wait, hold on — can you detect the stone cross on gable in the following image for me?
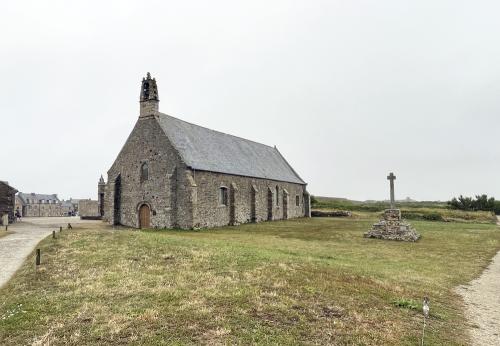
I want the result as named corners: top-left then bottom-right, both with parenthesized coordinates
top-left (387, 172), bottom-right (396, 209)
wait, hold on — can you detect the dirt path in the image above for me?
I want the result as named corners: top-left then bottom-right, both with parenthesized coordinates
top-left (456, 216), bottom-right (500, 345)
top-left (0, 217), bottom-right (99, 289)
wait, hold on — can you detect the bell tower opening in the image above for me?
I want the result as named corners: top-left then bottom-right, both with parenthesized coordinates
top-left (139, 72), bottom-right (159, 118)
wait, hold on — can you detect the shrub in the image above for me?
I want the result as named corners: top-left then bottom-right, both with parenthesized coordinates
top-left (422, 213), bottom-right (444, 221)
top-left (392, 298), bottom-right (419, 310)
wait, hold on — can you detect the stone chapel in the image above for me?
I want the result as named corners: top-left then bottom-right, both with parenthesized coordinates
top-left (101, 73), bottom-right (310, 229)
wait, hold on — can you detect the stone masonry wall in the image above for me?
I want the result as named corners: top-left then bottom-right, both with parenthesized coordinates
top-left (105, 116), bottom-right (185, 228)
top-left (79, 200), bottom-right (99, 217)
top-left (23, 203), bottom-right (62, 217)
top-left (192, 171), bottom-right (308, 228)
top-left (0, 183), bottom-right (16, 224)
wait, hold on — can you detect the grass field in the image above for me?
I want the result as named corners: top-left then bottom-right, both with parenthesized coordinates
top-left (0, 216), bottom-right (499, 345)
top-left (313, 197), bottom-right (497, 224)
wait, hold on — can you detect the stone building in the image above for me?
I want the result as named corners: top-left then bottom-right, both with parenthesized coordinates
top-left (14, 196), bottom-right (25, 217)
top-left (17, 192), bottom-right (62, 217)
top-left (60, 198), bottom-right (83, 216)
top-left (102, 73), bottom-right (310, 229)
top-left (60, 200), bottom-right (75, 216)
top-left (0, 181), bottom-right (18, 225)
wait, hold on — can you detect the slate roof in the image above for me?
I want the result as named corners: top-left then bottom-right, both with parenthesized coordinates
top-left (157, 113), bottom-right (306, 185)
top-left (18, 192), bottom-right (60, 204)
top-left (0, 181), bottom-right (17, 193)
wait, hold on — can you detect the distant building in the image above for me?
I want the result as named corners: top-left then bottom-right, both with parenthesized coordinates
top-left (17, 193), bottom-right (62, 217)
top-left (60, 198), bottom-right (83, 216)
top-left (61, 200), bottom-right (75, 216)
top-left (0, 181), bottom-right (18, 225)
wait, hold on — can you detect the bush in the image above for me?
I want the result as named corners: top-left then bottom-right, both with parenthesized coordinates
top-left (448, 194), bottom-right (496, 212)
top-left (422, 213), bottom-right (444, 221)
top-left (494, 201), bottom-right (500, 215)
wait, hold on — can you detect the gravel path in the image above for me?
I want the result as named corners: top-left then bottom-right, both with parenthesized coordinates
top-left (456, 217), bottom-right (500, 346)
top-left (0, 217), bottom-right (99, 289)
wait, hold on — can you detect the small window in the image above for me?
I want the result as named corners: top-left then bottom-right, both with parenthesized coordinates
top-left (141, 162), bottom-right (149, 182)
top-left (219, 187), bottom-right (228, 206)
top-left (296, 195), bottom-right (300, 206)
top-left (275, 186), bottom-right (279, 206)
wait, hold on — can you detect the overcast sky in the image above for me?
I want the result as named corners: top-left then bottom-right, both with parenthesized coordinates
top-left (1, 0), bottom-right (498, 201)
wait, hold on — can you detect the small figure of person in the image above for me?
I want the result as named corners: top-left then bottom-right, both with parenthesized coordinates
top-left (15, 209), bottom-right (21, 222)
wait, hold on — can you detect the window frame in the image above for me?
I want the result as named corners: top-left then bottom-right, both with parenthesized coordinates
top-left (219, 186), bottom-right (228, 206)
top-left (140, 162), bottom-right (149, 182)
top-left (296, 195), bottom-right (300, 207)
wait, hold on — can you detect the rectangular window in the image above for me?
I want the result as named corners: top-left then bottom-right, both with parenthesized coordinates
top-left (219, 187), bottom-right (228, 206)
top-left (296, 195), bottom-right (300, 206)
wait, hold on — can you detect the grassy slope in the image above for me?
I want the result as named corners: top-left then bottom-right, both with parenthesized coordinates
top-left (0, 217), bottom-right (499, 345)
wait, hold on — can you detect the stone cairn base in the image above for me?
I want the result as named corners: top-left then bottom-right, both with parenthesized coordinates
top-left (364, 209), bottom-right (420, 242)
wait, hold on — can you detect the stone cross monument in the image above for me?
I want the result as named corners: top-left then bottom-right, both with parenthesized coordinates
top-left (387, 172), bottom-right (396, 208)
top-left (364, 172), bottom-right (420, 242)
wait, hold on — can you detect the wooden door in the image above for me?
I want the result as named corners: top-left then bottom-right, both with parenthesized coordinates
top-left (139, 204), bottom-right (151, 229)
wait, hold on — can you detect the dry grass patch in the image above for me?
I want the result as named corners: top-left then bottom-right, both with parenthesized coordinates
top-left (0, 216), bottom-right (499, 345)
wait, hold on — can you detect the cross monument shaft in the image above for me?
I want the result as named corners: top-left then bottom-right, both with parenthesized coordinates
top-left (387, 172), bottom-right (396, 209)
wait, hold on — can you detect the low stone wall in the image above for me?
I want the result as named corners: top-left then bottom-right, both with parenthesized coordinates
top-left (79, 200), bottom-right (99, 217)
top-left (311, 210), bottom-right (352, 217)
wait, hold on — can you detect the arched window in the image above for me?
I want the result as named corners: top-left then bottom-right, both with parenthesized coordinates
top-left (141, 162), bottom-right (149, 182)
top-left (276, 186), bottom-right (279, 206)
top-left (219, 187), bottom-right (228, 206)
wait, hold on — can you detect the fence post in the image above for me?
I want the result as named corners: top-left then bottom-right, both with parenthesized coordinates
top-left (35, 249), bottom-right (41, 266)
top-left (60, 226), bottom-right (62, 232)
top-left (52, 230), bottom-right (56, 239)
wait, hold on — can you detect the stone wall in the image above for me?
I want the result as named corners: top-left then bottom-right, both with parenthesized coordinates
top-left (23, 203), bottom-right (62, 217)
top-left (105, 116), bottom-right (184, 228)
top-left (79, 200), bottom-right (100, 217)
top-left (0, 182), bottom-right (16, 224)
top-left (192, 170), bottom-right (308, 228)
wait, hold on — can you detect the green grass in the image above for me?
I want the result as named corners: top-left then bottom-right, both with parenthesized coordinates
top-left (313, 197), bottom-right (497, 223)
top-left (0, 216), bottom-right (499, 345)
top-left (313, 197), bottom-right (449, 212)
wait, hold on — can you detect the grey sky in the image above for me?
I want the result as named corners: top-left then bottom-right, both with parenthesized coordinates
top-left (1, 0), bottom-right (498, 201)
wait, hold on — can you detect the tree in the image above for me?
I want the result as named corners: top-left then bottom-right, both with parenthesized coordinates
top-left (448, 194), bottom-right (497, 212)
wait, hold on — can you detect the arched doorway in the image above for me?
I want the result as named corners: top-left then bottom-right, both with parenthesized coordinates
top-left (267, 188), bottom-right (273, 221)
top-left (250, 185), bottom-right (257, 223)
top-left (282, 189), bottom-right (289, 220)
top-left (113, 175), bottom-right (122, 225)
top-left (139, 204), bottom-right (151, 229)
